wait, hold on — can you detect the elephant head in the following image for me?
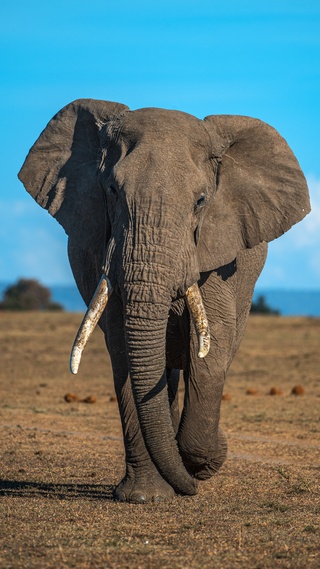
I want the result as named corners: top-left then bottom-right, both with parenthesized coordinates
top-left (18, 99), bottom-right (310, 495)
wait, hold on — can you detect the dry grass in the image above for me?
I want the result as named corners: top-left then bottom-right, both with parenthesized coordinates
top-left (0, 312), bottom-right (319, 568)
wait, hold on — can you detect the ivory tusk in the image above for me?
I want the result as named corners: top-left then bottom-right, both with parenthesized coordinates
top-left (185, 283), bottom-right (210, 358)
top-left (70, 275), bottom-right (112, 374)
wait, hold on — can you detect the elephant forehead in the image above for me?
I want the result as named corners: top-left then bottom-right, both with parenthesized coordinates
top-left (114, 141), bottom-right (211, 193)
top-left (120, 108), bottom-right (211, 154)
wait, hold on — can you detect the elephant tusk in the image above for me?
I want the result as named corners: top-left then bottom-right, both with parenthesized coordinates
top-left (70, 275), bottom-right (112, 375)
top-left (185, 283), bottom-right (210, 358)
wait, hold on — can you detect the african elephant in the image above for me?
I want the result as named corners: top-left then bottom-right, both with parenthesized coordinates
top-left (18, 99), bottom-right (310, 502)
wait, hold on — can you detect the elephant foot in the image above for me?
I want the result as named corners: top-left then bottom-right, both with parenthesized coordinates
top-left (180, 428), bottom-right (228, 481)
top-left (113, 463), bottom-right (175, 503)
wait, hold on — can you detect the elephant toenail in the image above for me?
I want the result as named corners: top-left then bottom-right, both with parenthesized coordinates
top-left (130, 492), bottom-right (147, 503)
top-left (153, 495), bottom-right (166, 503)
top-left (114, 490), bottom-right (127, 502)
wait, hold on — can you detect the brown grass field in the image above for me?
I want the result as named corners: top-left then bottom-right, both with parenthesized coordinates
top-left (0, 312), bottom-right (319, 568)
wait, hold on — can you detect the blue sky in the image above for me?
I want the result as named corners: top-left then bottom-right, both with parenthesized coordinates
top-left (1, 0), bottom-right (320, 289)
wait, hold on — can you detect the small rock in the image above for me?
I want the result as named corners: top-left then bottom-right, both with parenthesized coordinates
top-left (245, 388), bottom-right (259, 396)
top-left (64, 393), bottom-right (79, 403)
top-left (222, 393), bottom-right (232, 401)
top-left (269, 387), bottom-right (282, 396)
top-left (81, 395), bottom-right (97, 404)
top-left (291, 385), bottom-right (305, 396)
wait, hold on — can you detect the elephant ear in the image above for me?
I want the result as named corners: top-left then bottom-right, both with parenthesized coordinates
top-left (199, 115), bottom-right (311, 271)
top-left (18, 98), bottom-right (129, 255)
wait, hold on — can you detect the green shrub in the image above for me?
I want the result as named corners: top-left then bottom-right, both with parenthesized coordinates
top-left (0, 279), bottom-right (63, 311)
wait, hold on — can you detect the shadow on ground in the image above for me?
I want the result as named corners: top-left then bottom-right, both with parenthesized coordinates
top-left (0, 479), bottom-right (114, 500)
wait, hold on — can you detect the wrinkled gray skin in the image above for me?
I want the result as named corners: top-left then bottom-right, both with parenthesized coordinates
top-left (19, 100), bottom-right (310, 502)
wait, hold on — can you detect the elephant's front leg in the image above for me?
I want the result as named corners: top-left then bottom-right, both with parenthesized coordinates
top-left (177, 271), bottom-right (236, 479)
top-left (105, 295), bottom-right (175, 503)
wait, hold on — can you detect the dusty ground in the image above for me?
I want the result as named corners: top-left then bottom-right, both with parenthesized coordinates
top-left (0, 312), bottom-right (319, 568)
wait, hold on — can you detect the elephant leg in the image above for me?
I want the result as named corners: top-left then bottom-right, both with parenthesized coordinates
top-left (177, 270), bottom-right (236, 479)
top-left (105, 295), bottom-right (175, 503)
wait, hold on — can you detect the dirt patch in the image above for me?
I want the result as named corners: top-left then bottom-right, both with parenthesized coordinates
top-left (0, 312), bottom-right (319, 568)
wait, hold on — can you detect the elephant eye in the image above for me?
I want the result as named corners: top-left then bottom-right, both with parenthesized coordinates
top-left (194, 194), bottom-right (206, 211)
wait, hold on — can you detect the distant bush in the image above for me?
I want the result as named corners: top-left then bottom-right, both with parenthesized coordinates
top-left (250, 295), bottom-right (280, 315)
top-left (0, 279), bottom-right (63, 311)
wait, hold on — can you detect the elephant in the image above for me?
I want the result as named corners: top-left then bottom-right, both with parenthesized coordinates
top-left (18, 99), bottom-right (310, 503)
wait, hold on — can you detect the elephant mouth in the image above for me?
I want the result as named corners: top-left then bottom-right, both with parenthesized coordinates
top-left (70, 276), bottom-right (210, 374)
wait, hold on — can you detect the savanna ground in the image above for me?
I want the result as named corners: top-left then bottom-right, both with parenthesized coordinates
top-left (0, 312), bottom-right (319, 569)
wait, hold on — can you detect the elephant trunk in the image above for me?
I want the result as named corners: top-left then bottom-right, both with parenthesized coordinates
top-left (120, 205), bottom-right (198, 494)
